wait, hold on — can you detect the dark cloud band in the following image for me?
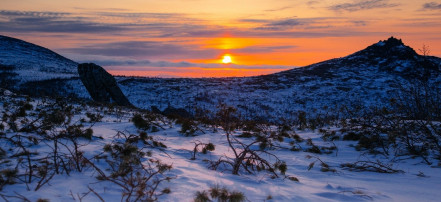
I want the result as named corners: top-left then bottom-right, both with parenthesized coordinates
top-left (423, 2), bottom-right (441, 10)
top-left (329, 0), bottom-right (399, 12)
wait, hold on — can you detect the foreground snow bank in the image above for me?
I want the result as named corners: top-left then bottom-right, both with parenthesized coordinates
top-left (0, 92), bottom-right (440, 201)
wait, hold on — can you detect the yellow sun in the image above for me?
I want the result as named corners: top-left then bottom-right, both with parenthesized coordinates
top-left (222, 55), bottom-right (232, 64)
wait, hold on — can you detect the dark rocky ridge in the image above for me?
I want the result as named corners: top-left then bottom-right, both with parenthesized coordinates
top-left (272, 37), bottom-right (441, 82)
top-left (78, 63), bottom-right (132, 106)
top-left (344, 37), bottom-right (440, 79)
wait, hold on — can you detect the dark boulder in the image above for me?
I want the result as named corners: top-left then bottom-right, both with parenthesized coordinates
top-left (162, 106), bottom-right (192, 119)
top-left (78, 63), bottom-right (132, 106)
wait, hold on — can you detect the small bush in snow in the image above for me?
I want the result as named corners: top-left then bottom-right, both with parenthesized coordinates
top-left (194, 185), bottom-right (246, 202)
top-left (132, 113), bottom-right (151, 130)
top-left (86, 112), bottom-right (103, 122)
top-left (95, 136), bottom-right (173, 201)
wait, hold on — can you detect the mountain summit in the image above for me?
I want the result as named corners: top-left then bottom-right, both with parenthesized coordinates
top-left (355, 37), bottom-right (417, 59)
top-left (276, 36), bottom-right (440, 81)
top-left (348, 37), bottom-right (439, 79)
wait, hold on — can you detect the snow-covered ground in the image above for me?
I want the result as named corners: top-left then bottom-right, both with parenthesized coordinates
top-left (1, 90), bottom-right (440, 202)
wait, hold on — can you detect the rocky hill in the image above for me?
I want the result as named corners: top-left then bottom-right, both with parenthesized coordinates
top-left (117, 37), bottom-right (441, 120)
top-left (1, 35), bottom-right (440, 120)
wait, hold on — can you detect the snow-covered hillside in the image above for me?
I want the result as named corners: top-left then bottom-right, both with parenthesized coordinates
top-left (0, 35), bottom-right (89, 98)
top-left (117, 37), bottom-right (441, 121)
top-left (0, 35), bottom-right (78, 81)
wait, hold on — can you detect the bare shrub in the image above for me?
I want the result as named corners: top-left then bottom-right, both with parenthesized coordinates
top-left (191, 141), bottom-right (215, 160)
top-left (209, 105), bottom-right (287, 177)
top-left (91, 132), bottom-right (173, 201)
top-left (341, 160), bottom-right (404, 173)
top-left (306, 155), bottom-right (337, 173)
top-left (178, 118), bottom-right (205, 136)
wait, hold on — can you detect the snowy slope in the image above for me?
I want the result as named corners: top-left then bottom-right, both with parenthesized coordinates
top-left (0, 35), bottom-right (89, 98)
top-left (0, 35), bottom-right (77, 81)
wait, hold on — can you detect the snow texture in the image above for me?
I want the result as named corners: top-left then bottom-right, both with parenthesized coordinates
top-left (0, 93), bottom-right (440, 201)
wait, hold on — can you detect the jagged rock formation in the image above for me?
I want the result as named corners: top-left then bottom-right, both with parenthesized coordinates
top-left (271, 37), bottom-right (440, 81)
top-left (346, 37), bottom-right (440, 79)
top-left (78, 63), bottom-right (132, 106)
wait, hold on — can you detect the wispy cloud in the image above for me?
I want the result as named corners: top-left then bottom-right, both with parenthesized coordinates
top-left (351, 20), bottom-right (368, 26)
top-left (64, 42), bottom-right (297, 63)
top-left (0, 10), bottom-right (128, 33)
top-left (269, 19), bottom-right (302, 27)
top-left (422, 2), bottom-right (441, 10)
top-left (90, 59), bottom-right (293, 70)
top-left (238, 19), bottom-right (271, 24)
top-left (0, 9), bottom-right (388, 39)
top-left (62, 41), bottom-right (219, 60)
top-left (240, 17), bottom-right (372, 34)
top-left (0, 10), bottom-right (67, 18)
top-left (329, 0), bottom-right (399, 12)
top-left (232, 45), bottom-right (296, 54)
top-left (95, 12), bottom-right (186, 20)
top-left (307, 1), bottom-right (321, 6)
top-left (0, 10), bottom-right (203, 35)
top-left (254, 18), bottom-right (307, 30)
top-left (264, 6), bottom-right (293, 12)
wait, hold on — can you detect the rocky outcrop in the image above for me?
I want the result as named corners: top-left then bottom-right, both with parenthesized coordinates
top-left (78, 63), bottom-right (132, 106)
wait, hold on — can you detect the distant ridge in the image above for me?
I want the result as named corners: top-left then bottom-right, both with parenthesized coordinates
top-left (1, 35), bottom-right (441, 120)
top-left (274, 36), bottom-right (440, 81)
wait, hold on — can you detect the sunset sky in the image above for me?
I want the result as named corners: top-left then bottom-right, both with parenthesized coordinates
top-left (1, 0), bottom-right (441, 77)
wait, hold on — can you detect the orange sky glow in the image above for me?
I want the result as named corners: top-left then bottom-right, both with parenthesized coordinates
top-left (1, 0), bottom-right (441, 77)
